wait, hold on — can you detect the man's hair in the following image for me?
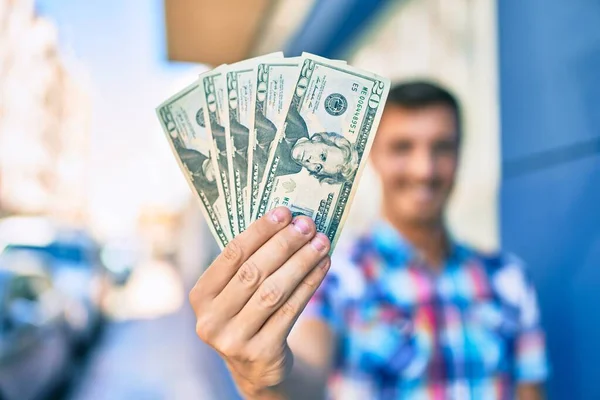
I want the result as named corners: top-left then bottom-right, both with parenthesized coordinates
top-left (386, 81), bottom-right (462, 140)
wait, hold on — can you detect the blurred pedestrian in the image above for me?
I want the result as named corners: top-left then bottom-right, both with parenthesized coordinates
top-left (189, 81), bottom-right (548, 399)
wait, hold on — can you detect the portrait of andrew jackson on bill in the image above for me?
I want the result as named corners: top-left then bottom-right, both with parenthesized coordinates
top-left (255, 106), bottom-right (359, 185)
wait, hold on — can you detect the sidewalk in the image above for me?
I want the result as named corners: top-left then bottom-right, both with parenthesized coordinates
top-left (67, 305), bottom-right (241, 400)
top-left (66, 258), bottom-right (241, 400)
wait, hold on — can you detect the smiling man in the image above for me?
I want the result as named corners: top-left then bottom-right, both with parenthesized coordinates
top-left (189, 81), bottom-right (549, 400)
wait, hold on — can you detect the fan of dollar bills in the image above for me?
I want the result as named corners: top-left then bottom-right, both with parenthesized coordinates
top-left (156, 52), bottom-right (390, 251)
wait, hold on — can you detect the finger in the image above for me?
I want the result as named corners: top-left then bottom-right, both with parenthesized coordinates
top-left (233, 233), bottom-right (330, 338)
top-left (253, 253), bottom-right (331, 345)
top-left (191, 207), bottom-right (292, 302)
top-left (213, 216), bottom-right (318, 319)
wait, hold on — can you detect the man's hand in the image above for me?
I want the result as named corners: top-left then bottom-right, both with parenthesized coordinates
top-left (189, 207), bottom-right (331, 397)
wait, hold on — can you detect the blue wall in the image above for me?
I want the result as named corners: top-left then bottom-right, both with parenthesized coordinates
top-left (499, 1), bottom-right (600, 399)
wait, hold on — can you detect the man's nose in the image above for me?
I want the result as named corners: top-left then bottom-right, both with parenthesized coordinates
top-left (308, 163), bottom-right (321, 173)
top-left (410, 150), bottom-right (436, 180)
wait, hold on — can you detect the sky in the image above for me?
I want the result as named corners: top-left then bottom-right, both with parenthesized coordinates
top-left (36, 0), bottom-right (208, 237)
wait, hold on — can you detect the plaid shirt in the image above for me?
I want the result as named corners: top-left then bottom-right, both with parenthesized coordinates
top-left (303, 221), bottom-right (548, 400)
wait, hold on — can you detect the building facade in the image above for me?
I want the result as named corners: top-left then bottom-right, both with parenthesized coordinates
top-left (0, 0), bottom-right (90, 222)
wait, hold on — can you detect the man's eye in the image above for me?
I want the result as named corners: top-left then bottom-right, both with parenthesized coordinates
top-left (320, 152), bottom-right (327, 162)
top-left (434, 141), bottom-right (457, 154)
top-left (391, 142), bottom-right (411, 153)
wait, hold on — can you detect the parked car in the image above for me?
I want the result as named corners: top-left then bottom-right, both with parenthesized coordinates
top-left (100, 236), bottom-right (140, 287)
top-left (0, 217), bottom-right (108, 351)
top-left (0, 250), bottom-right (72, 400)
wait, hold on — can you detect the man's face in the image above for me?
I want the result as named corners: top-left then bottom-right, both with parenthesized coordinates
top-left (202, 158), bottom-right (216, 183)
top-left (292, 138), bottom-right (345, 176)
top-left (371, 104), bottom-right (459, 225)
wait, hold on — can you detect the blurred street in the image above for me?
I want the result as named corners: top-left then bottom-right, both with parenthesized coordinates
top-left (65, 261), bottom-right (241, 400)
top-left (65, 307), bottom-right (238, 400)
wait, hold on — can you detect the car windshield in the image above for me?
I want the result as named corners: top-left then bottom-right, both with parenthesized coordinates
top-left (4, 243), bottom-right (87, 265)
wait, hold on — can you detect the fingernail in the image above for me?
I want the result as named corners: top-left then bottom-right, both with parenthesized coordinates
top-left (317, 257), bottom-right (331, 272)
top-left (270, 207), bottom-right (288, 223)
top-left (311, 233), bottom-right (329, 252)
top-left (292, 217), bottom-right (312, 235)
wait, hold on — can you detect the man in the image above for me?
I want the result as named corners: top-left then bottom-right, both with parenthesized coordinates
top-left (290, 131), bottom-right (358, 184)
top-left (228, 118), bottom-right (252, 191)
top-left (178, 146), bottom-right (220, 206)
top-left (189, 82), bottom-right (548, 399)
top-left (256, 106), bottom-right (358, 184)
top-left (254, 106), bottom-right (310, 177)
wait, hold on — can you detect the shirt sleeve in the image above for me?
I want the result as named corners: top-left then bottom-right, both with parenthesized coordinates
top-left (514, 276), bottom-right (549, 383)
top-left (496, 256), bottom-right (550, 383)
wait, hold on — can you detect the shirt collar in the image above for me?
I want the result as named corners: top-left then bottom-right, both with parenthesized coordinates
top-left (369, 219), bottom-right (470, 269)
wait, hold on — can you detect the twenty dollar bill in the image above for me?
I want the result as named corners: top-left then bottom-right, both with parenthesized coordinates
top-left (201, 67), bottom-right (239, 236)
top-left (248, 57), bottom-right (302, 222)
top-left (156, 81), bottom-right (231, 249)
top-left (226, 53), bottom-right (282, 230)
top-left (255, 55), bottom-right (390, 249)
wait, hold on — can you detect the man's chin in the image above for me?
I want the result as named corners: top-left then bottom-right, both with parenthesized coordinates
top-left (382, 196), bottom-right (444, 225)
top-left (396, 204), bottom-right (444, 226)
